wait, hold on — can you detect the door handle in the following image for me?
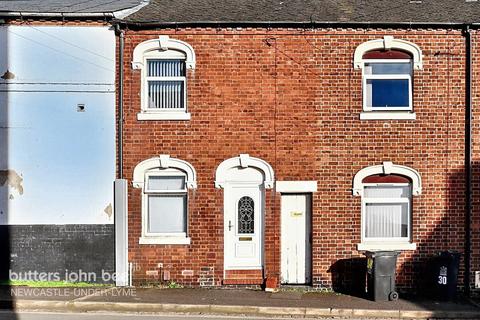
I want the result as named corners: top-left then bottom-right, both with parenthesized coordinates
top-left (228, 220), bottom-right (233, 231)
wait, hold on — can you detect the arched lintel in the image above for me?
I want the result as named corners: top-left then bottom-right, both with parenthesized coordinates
top-left (352, 161), bottom-right (422, 196)
top-left (353, 36), bottom-right (423, 70)
top-left (215, 154), bottom-right (275, 189)
top-left (132, 35), bottom-right (196, 70)
top-left (133, 155), bottom-right (197, 189)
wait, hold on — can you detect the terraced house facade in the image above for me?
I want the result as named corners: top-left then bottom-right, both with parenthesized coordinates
top-left (2, 0), bottom-right (480, 296)
top-left (116, 0), bottom-right (480, 294)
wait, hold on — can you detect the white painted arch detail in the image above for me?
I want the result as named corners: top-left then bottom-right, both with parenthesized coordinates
top-left (352, 161), bottom-right (421, 196)
top-left (353, 36), bottom-right (423, 70)
top-left (132, 155), bottom-right (197, 189)
top-left (215, 154), bottom-right (275, 189)
top-left (132, 35), bottom-right (196, 70)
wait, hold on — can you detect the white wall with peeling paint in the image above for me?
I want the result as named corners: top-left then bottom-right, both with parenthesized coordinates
top-left (0, 26), bottom-right (115, 224)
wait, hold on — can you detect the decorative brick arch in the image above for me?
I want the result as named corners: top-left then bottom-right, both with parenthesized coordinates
top-left (353, 36), bottom-right (423, 70)
top-left (352, 161), bottom-right (422, 196)
top-left (131, 35), bottom-right (196, 70)
top-left (132, 154), bottom-right (197, 189)
top-left (215, 154), bottom-right (275, 189)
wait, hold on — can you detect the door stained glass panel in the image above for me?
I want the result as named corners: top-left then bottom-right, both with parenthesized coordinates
top-left (238, 196), bottom-right (254, 234)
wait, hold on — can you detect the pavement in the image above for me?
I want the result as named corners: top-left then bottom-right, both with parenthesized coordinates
top-left (1, 286), bottom-right (480, 319)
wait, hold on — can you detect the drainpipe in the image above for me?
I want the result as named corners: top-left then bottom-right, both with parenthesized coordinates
top-left (115, 24), bottom-right (125, 179)
top-left (113, 24), bottom-right (129, 287)
top-left (464, 25), bottom-right (472, 297)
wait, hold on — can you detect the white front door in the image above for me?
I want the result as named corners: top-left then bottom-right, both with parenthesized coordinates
top-left (281, 194), bottom-right (312, 284)
top-left (224, 184), bottom-right (263, 269)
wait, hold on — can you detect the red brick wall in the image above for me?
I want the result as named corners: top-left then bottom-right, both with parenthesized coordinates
top-left (122, 27), bottom-right (474, 291)
top-left (471, 32), bottom-right (480, 295)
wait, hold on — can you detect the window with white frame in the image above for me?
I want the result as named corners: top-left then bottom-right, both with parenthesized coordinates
top-left (145, 170), bottom-right (188, 235)
top-left (132, 36), bottom-right (196, 121)
top-left (363, 51), bottom-right (413, 112)
top-left (353, 36), bottom-right (423, 120)
top-left (353, 162), bottom-right (421, 251)
top-left (362, 177), bottom-right (411, 242)
top-left (132, 155), bottom-right (197, 244)
top-left (145, 54), bottom-right (186, 111)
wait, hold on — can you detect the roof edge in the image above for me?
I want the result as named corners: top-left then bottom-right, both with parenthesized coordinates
top-left (114, 0), bottom-right (150, 19)
top-left (116, 19), bottom-right (479, 29)
top-left (0, 11), bottom-right (115, 18)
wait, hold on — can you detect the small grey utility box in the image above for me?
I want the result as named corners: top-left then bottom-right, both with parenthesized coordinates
top-left (365, 251), bottom-right (400, 301)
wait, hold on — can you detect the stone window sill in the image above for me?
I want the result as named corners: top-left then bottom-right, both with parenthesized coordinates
top-left (357, 242), bottom-right (417, 251)
top-left (360, 112), bottom-right (416, 120)
top-left (139, 236), bottom-right (191, 245)
top-left (137, 112), bottom-right (191, 121)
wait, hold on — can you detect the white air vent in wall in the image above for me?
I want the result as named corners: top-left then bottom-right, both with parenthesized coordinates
top-left (475, 271), bottom-right (480, 288)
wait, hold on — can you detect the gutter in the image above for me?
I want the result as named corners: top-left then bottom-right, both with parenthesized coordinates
top-left (117, 19), bottom-right (475, 30)
top-left (0, 0), bottom-right (150, 20)
top-left (464, 25), bottom-right (472, 297)
top-left (0, 11), bottom-right (114, 18)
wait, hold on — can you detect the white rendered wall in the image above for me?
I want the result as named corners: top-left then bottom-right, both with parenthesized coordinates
top-left (0, 26), bottom-right (115, 224)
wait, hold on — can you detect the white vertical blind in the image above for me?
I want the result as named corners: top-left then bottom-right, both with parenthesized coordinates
top-left (147, 59), bottom-right (185, 109)
top-left (365, 203), bottom-right (408, 238)
top-left (147, 59), bottom-right (184, 77)
top-left (364, 185), bottom-right (410, 239)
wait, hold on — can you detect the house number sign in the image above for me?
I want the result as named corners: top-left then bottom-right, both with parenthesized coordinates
top-left (438, 266), bottom-right (448, 285)
top-left (290, 211), bottom-right (303, 217)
